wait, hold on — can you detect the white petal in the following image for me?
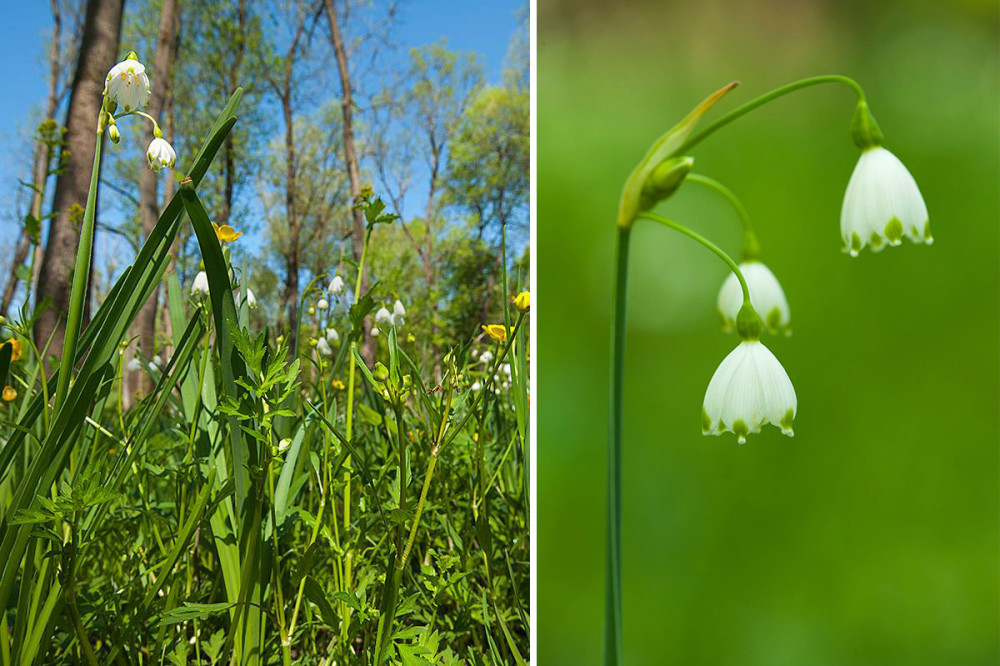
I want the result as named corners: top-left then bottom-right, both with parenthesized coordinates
top-left (840, 147), bottom-right (929, 256)
top-left (717, 262), bottom-right (791, 335)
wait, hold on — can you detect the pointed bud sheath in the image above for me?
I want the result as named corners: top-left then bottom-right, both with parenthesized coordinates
top-left (841, 100), bottom-right (930, 256)
top-left (718, 262), bottom-right (791, 336)
top-left (618, 82), bottom-right (738, 227)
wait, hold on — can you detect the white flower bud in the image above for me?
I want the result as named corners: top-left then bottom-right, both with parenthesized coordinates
top-left (108, 123), bottom-right (121, 144)
top-left (246, 288), bottom-right (257, 309)
top-left (104, 57), bottom-right (151, 112)
top-left (374, 307), bottom-right (392, 326)
top-left (702, 340), bottom-right (796, 445)
top-left (371, 327), bottom-right (381, 337)
top-left (391, 299), bottom-right (406, 327)
top-left (277, 438), bottom-right (292, 454)
top-left (316, 337), bottom-right (333, 357)
top-left (191, 271), bottom-right (209, 299)
top-left (841, 147), bottom-right (930, 256)
top-left (329, 275), bottom-right (344, 295)
top-left (325, 328), bottom-right (340, 344)
top-left (126, 357), bottom-right (143, 372)
top-left (717, 262), bottom-right (790, 336)
top-left (479, 350), bottom-right (494, 365)
top-left (317, 298), bottom-right (329, 310)
top-left (471, 381), bottom-right (482, 392)
top-left (146, 137), bottom-right (176, 172)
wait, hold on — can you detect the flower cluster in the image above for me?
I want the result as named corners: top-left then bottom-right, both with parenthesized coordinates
top-left (103, 53), bottom-right (177, 174)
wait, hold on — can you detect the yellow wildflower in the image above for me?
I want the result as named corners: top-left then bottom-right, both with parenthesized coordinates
top-left (482, 324), bottom-right (512, 342)
top-left (4, 338), bottom-right (21, 362)
top-left (2, 386), bottom-right (16, 402)
top-left (513, 291), bottom-right (530, 312)
top-left (332, 379), bottom-right (345, 390)
top-left (212, 222), bottom-right (243, 243)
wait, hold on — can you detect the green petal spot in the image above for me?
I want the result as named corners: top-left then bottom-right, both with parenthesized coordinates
top-left (717, 419), bottom-right (727, 434)
top-left (702, 407), bottom-right (712, 434)
top-left (780, 409), bottom-right (795, 432)
top-left (869, 231), bottom-right (883, 249)
top-left (923, 220), bottom-right (933, 242)
top-left (851, 232), bottom-right (863, 253)
top-left (717, 309), bottom-right (732, 332)
top-left (732, 419), bottom-right (749, 441)
top-left (766, 307), bottom-right (782, 334)
top-left (884, 217), bottom-right (904, 243)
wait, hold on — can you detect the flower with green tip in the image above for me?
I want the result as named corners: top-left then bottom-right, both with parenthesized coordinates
top-left (702, 340), bottom-right (796, 444)
top-left (104, 56), bottom-right (150, 112)
top-left (146, 137), bottom-right (176, 172)
top-left (841, 147), bottom-right (930, 256)
top-left (717, 262), bottom-right (790, 336)
top-left (191, 271), bottom-right (209, 300)
top-left (374, 306), bottom-right (392, 327)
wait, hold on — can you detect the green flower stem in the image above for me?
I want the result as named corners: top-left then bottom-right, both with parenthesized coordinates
top-left (114, 109), bottom-right (162, 136)
top-left (605, 214), bottom-right (753, 666)
top-left (54, 119), bottom-right (105, 413)
top-left (638, 212), bottom-right (751, 304)
top-left (604, 226), bottom-right (630, 666)
top-left (343, 226), bottom-right (371, 621)
top-left (684, 174), bottom-right (760, 260)
top-left (677, 75), bottom-right (865, 154)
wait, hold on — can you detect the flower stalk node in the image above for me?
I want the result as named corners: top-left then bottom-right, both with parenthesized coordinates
top-left (850, 99), bottom-right (884, 150)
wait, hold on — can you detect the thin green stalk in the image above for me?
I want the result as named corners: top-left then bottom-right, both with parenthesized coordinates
top-left (604, 226), bottom-right (629, 666)
top-left (678, 75), bottom-right (865, 153)
top-left (684, 174), bottom-right (760, 260)
top-left (638, 212), bottom-right (750, 304)
top-left (54, 116), bottom-right (105, 412)
top-left (343, 227), bottom-right (372, 599)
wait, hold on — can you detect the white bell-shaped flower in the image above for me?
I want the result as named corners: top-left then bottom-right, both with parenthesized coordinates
top-left (374, 307), bottom-right (392, 327)
top-left (371, 326), bottom-right (381, 337)
top-left (391, 299), bottom-right (406, 327)
top-left (191, 271), bottom-right (209, 299)
top-left (703, 340), bottom-right (796, 444)
top-left (841, 146), bottom-right (930, 256)
top-left (325, 328), bottom-right (339, 344)
top-left (479, 350), bottom-right (494, 365)
top-left (717, 262), bottom-right (790, 336)
top-left (500, 363), bottom-right (511, 378)
top-left (471, 381), bottom-right (482, 392)
top-left (244, 288), bottom-right (257, 309)
top-left (317, 298), bottom-right (329, 311)
top-left (329, 275), bottom-right (344, 295)
top-left (126, 357), bottom-right (143, 372)
top-left (146, 137), bottom-right (176, 172)
top-left (105, 57), bottom-right (150, 112)
top-left (316, 337), bottom-right (333, 357)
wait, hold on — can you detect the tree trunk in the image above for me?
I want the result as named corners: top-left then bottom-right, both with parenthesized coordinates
top-left (282, 94), bottom-right (300, 356)
top-left (1, 0), bottom-right (65, 315)
top-left (324, 0), bottom-right (372, 362)
top-left (34, 0), bottom-right (124, 362)
top-left (127, 0), bottom-right (178, 400)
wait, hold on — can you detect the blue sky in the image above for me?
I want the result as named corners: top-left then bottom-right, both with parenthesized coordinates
top-left (0, 0), bottom-right (523, 246)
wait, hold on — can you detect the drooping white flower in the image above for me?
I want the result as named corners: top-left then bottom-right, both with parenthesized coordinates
top-left (391, 299), bottom-right (406, 327)
top-left (153, 355), bottom-right (163, 367)
top-left (329, 275), bottom-right (344, 295)
top-left (244, 288), bottom-right (257, 309)
top-left (841, 146), bottom-right (930, 256)
top-left (717, 262), bottom-right (791, 336)
top-left (316, 337), bottom-right (333, 357)
top-left (277, 438), bottom-right (292, 454)
top-left (126, 357), bottom-right (143, 372)
top-left (317, 298), bottom-right (329, 311)
top-left (374, 307), bottom-right (392, 326)
top-left (371, 327), bottom-right (381, 337)
top-left (471, 381), bottom-right (482, 392)
top-left (146, 137), bottom-right (176, 172)
top-left (500, 363), bottom-right (511, 378)
top-left (702, 340), bottom-right (796, 444)
top-left (104, 57), bottom-right (150, 112)
top-left (479, 350), bottom-right (494, 365)
top-left (325, 328), bottom-right (339, 344)
top-left (191, 271), bottom-right (209, 299)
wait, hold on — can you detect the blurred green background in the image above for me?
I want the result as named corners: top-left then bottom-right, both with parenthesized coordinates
top-left (537, 0), bottom-right (999, 664)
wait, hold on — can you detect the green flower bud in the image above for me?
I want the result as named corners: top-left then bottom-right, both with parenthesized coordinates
top-left (640, 156), bottom-right (694, 211)
top-left (850, 99), bottom-right (884, 150)
top-left (373, 362), bottom-right (389, 382)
